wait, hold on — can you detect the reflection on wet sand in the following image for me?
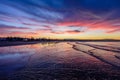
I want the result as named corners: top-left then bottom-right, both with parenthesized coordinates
top-left (0, 42), bottom-right (120, 80)
top-left (72, 42), bottom-right (120, 67)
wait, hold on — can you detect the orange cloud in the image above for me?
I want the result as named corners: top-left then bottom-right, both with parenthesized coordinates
top-left (106, 28), bottom-right (120, 33)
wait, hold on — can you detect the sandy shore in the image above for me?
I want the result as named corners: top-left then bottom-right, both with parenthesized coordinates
top-left (0, 42), bottom-right (120, 80)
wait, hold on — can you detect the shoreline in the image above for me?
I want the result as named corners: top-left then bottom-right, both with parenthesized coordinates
top-left (0, 41), bottom-right (41, 47)
top-left (0, 40), bottom-right (120, 47)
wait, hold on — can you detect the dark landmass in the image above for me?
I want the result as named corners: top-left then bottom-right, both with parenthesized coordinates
top-left (0, 41), bottom-right (41, 47)
top-left (0, 37), bottom-right (120, 47)
top-left (0, 37), bottom-right (120, 42)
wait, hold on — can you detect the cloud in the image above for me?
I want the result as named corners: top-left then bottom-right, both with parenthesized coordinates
top-left (0, 0), bottom-right (120, 38)
top-left (106, 28), bottom-right (120, 33)
top-left (66, 30), bottom-right (83, 34)
top-left (0, 24), bottom-right (30, 30)
top-left (56, 16), bottom-right (120, 33)
top-left (51, 30), bottom-right (83, 34)
top-left (0, 24), bottom-right (32, 37)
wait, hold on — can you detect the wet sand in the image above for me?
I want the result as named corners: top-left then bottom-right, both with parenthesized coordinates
top-left (0, 42), bottom-right (120, 80)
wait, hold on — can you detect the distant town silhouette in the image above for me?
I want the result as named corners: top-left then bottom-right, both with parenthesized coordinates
top-left (0, 37), bottom-right (120, 42)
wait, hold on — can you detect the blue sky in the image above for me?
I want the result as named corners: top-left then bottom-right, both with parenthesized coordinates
top-left (0, 0), bottom-right (120, 39)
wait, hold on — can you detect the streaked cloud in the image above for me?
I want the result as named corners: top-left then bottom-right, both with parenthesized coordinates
top-left (0, 0), bottom-right (120, 39)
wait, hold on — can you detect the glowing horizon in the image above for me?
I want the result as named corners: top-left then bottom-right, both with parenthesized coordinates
top-left (0, 0), bottom-right (120, 39)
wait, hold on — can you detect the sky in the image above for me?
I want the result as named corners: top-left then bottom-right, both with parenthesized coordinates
top-left (0, 0), bottom-right (120, 39)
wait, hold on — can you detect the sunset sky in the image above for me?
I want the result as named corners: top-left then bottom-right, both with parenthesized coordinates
top-left (0, 0), bottom-right (120, 39)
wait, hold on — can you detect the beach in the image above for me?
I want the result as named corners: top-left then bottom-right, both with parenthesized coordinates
top-left (0, 41), bottom-right (120, 80)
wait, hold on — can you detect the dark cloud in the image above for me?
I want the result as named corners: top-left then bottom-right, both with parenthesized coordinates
top-left (0, 0), bottom-right (120, 23)
top-left (0, 24), bottom-right (30, 30)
